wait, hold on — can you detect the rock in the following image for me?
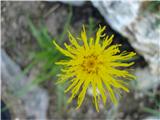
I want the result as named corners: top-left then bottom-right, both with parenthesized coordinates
top-left (143, 116), bottom-right (160, 120)
top-left (60, 1), bottom-right (85, 6)
top-left (127, 13), bottom-right (160, 75)
top-left (1, 49), bottom-right (49, 119)
top-left (91, 1), bottom-right (140, 32)
top-left (134, 68), bottom-right (160, 91)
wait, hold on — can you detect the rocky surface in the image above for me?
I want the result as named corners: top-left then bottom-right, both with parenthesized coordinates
top-left (91, 1), bottom-right (140, 32)
top-left (143, 116), bottom-right (160, 120)
top-left (1, 49), bottom-right (49, 119)
top-left (135, 68), bottom-right (159, 91)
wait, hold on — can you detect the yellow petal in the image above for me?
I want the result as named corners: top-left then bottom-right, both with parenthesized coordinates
top-left (81, 25), bottom-right (89, 50)
top-left (53, 41), bottom-right (75, 58)
top-left (65, 78), bottom-right (79, 93)
top-left (89, 37), bottom-right (94, 47)
top-left (103, 80), bottom-right (118, 105)
top-left (68, 31), bottom-right (80, 48)
top-left (96, 77), bottom-right (107, 105)
top-left (76, 78), bottom-right (90, 109)
top-left (67, 78), bottom-right (85, 104)
top-left (95, 25), bottom-right (106, 45)
top-left (102, 34), bottom-right (114, 49)
top-left (91, 78), bottom-right (100, 112)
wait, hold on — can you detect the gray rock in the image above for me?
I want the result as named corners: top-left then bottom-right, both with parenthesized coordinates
top-left (143, 116), bottom-right (160, 120)
top-left (127, 13), bottom-right (160, 75)
top-left (1, 49), bottom-right (49, 119)
top-left (91, 1), bottom-right (140, 32)
top-left (60, 0), bottom-right (85, 6)
top-left (134, 68), bottom-right (160, 91)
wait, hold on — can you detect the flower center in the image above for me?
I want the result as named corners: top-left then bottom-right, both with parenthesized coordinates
top-left (81, 55), bottom-right (100, 74)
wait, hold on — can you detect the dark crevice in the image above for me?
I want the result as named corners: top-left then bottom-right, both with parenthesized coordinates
top-left (1, 100), bottom-right (11, 120)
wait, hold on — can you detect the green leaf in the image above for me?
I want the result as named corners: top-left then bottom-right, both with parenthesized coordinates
top-left (143, 107), bottom-right (160, 117)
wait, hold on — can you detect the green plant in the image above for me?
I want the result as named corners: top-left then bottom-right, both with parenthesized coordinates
top-left (146, 1), bottom-right (160, 13)
top-left (142, 92), bottom-right (160, 117)
top-left (27, 8), bottom-right (72, 111)
top-left (87, 17), bottom-right (96, 38)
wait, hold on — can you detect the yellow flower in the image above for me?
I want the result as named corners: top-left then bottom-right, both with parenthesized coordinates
top-left (53, 25), bottom-right (136, 112)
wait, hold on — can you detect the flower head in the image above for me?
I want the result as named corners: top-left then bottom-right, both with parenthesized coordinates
top-left (53, 25), bottom-right (136, 112)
